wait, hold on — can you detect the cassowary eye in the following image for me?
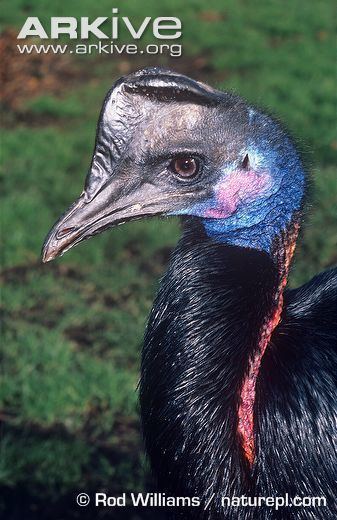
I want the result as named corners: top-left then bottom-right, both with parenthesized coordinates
top-left (169, 156), bottom-right (199, 179)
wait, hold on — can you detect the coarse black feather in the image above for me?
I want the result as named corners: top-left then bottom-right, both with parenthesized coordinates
top-left (140, 219), bottom-right (337, 519)
top-left (254, 267), bottom-right (337, 519)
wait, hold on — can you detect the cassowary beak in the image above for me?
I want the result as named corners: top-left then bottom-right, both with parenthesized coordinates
top-left (41, 173), bottom-right (167, 263)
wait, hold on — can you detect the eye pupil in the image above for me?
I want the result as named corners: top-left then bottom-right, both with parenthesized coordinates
top-left (170, 156), bottom-right (199, 178)
top-left (180, 159), bottom-right (192, 171)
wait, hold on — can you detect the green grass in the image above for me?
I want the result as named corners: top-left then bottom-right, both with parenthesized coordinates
top-left (0, 0), bottom-right (336, 510)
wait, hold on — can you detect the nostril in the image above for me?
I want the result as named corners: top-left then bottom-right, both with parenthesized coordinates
top-left (57, 227), bottom-right (77, 238)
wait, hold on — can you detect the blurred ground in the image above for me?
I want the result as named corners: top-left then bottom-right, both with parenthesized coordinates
top-left (0, 29), bottom-right (83, 110)
top-left (0, 1), bottom-right (336, 519)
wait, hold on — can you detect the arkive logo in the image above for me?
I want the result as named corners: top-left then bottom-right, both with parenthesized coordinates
top-left (17, 8), bottom-right (183, 57)
top-left (18, 9), bottom-right (182, 40)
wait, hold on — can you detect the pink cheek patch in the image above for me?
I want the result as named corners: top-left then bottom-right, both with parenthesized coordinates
top-left (205, 170), bottom-right (270, 219)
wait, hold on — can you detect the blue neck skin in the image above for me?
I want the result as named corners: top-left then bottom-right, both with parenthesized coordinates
top-left (175, 132), bottom-right (305, 255)
top-left (203, 157), bottom-right (304, 253)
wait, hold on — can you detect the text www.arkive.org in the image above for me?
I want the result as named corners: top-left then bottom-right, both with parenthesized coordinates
top-left (16, 42), bottom-right (182, 57)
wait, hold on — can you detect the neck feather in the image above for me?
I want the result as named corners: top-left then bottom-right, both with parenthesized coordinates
top-left (141, 215), bottom-right (300, 500)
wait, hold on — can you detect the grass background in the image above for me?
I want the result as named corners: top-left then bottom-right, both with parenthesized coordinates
top-left (1, 0), bottom-right (336, 517)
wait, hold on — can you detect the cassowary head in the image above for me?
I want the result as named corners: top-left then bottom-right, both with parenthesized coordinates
top-left (42, 67), bottom-right (305, 262)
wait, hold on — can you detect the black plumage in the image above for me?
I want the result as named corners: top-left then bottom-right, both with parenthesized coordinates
top-left (141, 220), bottom-right (337, 519)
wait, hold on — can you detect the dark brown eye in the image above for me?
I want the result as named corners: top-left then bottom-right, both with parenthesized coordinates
top-left (169, 156), bottom-right (199, 179)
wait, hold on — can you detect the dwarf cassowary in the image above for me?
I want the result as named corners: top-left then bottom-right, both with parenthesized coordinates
top-left (42, 68), bottom-right (337, 519)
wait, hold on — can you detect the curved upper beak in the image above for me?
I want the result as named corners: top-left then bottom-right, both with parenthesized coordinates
top-left (41, 173), bottom-right (167, 263)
